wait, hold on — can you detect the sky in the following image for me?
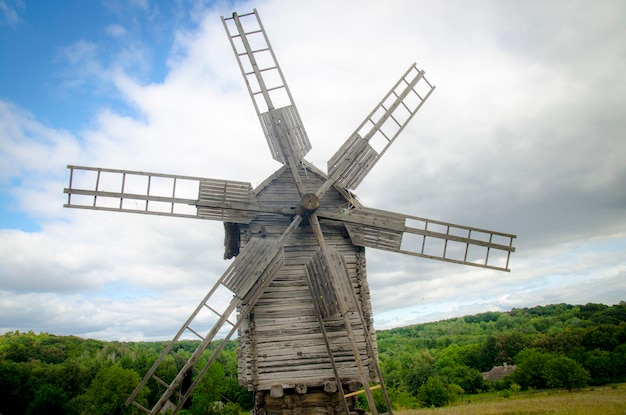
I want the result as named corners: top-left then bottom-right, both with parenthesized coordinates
top-left (1, 0), bottom-right (625, 341)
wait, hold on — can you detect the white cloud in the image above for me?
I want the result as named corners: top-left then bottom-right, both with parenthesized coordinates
top-left (1, 0), bottom-right (625, 340)
top-left (105, 23), bottom-right (127, 38)
top-left (0, 0), bottom-right (22, 28)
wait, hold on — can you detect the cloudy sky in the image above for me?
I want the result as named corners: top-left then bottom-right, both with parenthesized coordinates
top-left (1, 0), bottom-right (625, 341)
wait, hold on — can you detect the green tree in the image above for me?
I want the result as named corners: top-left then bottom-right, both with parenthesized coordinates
top-left (26, 384), bottom-right (68, 415)
top-left (439, 364), bottom-right (484, 394)
top-left (495, 332), bottom-right (530, 364)
top-left (510, 348), bottom-right (553, 390)
top-left (582, 324), bottom-right (622, 351)
top-left (543, 356), bottom-right (589, 391)
top-left (417, 376), bottom-right (450, 408)
top-left (0, 361), bottom-right (34, 414)
top-left (584, 349), bottom-right (614, 385)
top-left (406, 350), bottom-right (435, 396)
top-left (611, 343), bottom-right (626, 383)
top-left (475, 336), bottom-right (498, 371)
top-left (189, 362), bottom-right (225, 415)
top-left (81, 364), bottom-right (146, 415)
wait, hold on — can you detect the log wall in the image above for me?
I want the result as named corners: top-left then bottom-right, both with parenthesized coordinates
top-left (237, 166), bottom-right (378, 391)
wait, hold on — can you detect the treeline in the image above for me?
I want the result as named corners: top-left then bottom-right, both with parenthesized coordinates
top-left (1, 302), bottom-right (625, 414)
top-left (375, 301), bottom-right (626, 408)
top-left (0, 336), bottom-right (250, 415)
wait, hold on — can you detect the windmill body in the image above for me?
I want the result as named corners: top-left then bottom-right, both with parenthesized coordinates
top-left (64, 9), bottom-right (516, 415)
top-left (236, 165), bottom-right (378, 393)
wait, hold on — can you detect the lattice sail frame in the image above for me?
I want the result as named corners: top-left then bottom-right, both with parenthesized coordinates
top-left (63, 8), bottom-right (517, 415)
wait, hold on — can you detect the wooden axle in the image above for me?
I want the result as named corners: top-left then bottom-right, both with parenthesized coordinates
top-left (295, 193), bottom-right (320, 216)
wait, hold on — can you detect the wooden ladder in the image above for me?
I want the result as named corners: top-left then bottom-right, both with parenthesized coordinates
top-left (221, 9), bottom-right (311, 165)
top-left (327, 63), bottom-right (436, 190)
top-left (125, 239), bottom-right (284, 414)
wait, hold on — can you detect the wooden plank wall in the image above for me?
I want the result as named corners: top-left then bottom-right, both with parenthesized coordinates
top-left (236, 166), bottom-right (378, 391)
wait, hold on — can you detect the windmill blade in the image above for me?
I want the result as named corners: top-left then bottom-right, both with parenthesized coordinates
top-left (303, 250), bottom-right (352, 415)
top-left (64, 165), bottom-right (259, 223)
top-left (326, 64), bottom-right (435, 191)
top-left (307, 215), bottom-right (393, 414)
top-left (305, 248), bottom-right (355, 320)
top-left (222, 10), bottom-right (311, 168)
top-left (126, 215), bottom-right (304, 414)
top-left (317, 207), bottom-right (516, 272)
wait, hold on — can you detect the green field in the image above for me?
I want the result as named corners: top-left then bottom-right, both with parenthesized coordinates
top-left (398, 385), bottom-right (626, 415)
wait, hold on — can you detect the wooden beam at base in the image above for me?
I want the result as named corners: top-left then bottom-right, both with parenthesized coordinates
top-left (344, 384), bottom-right (381, 398)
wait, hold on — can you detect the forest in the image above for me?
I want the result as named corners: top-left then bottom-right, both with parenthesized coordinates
top-left (1, 301), bottom-right (625, 414)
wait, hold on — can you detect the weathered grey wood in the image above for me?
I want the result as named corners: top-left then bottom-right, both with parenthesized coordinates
top-left (222, 238), bottom-right (281, 297)
top-left (222, 10), bottom-right (311, 165)
top-left (126, 230), bottom-right (289, 414)
top-left (318, 206), bottom-right (516, 271)
top-left (306, 249), bottom-right (341, 319)
top-left (327, 64), bottom-right (435, 190)
top-left (64, 165), bottom-right (259, 224)
top-left (237, 169), bottom-right (379, 393)
top-left (64, 10), bottom-right (518, 415)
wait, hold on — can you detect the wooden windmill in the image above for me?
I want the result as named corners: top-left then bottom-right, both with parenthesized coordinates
top-left (64, 9), bottom-right (516, 415)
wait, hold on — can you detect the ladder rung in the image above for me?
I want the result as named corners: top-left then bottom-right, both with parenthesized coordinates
top-left (223, 11), bottom-right (256, 21)
top-left (204, 304), bottom-right (235, 326)
top-left (389, 113), bottom-right (402, 128)
top-left (251, 85), bottom-right (285, 95)
top-left (238, 47), bottom-right (270, 57)
top-left (400, 100), bottom-right (415, 115)
top-left (251, 47), bottom-right (270, 54)
top-left (263, 85), bottom-right (284, 93)
top-left (186, 326), bottom-right (205, 340)
top-left (243, 29), bottom-right (263, 36)
top-left (258, 65), bottom-right (278, 73)
top-left (170, 350), bottom-right (199, 372)
top-left (377, 129), bottom-right (391, 142)
top-left (130, 400), bottom-right (151, 414)
top-left (244, 65), bottom-right (278, 76)
top-left (151, 374), bottom-right (169, 388)
top-left (170, 350), bottom-right (187, 364)
top-left (152, 375), bottom-right (184, 400)
top-left (410, 85), bottom-right (425, 98)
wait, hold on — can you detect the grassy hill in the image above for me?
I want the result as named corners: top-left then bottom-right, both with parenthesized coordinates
top-left (1, 301), bottom-right (625, 414)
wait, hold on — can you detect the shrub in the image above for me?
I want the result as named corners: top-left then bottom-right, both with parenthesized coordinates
top-left (418, 376), bottom-right (450, 407)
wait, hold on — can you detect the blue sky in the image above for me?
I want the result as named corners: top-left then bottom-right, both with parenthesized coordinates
top-left (1, 0), bottom-right (625, 341)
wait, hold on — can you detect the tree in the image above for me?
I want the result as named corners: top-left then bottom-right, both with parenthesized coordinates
top-left (26, 384), bottom-right (68, 415)
top-left (495, 332), bottom-right (530, 364)
top-left (439, 364), bottom-right (484, 395)
top-left (406, 350), bottom-right (435, 396)
top-left (510, 348), bottom-right (553, 390)
top-left (189, 362), bottom-right (225, 415)
top-left (475, 336), bottom-right (498, 371)
top-left (582, 325), bottom-right (621, 351)
top-left (543, 356), bottom-right (589, 391)
top-left (0, 361), bottom-right (34, 415)
top-left (81, 364), bottom-right (146, 415)
top-left (584, 349), bottom-right (615, 386)
top-left (417, 376), bottom-right (450, 408)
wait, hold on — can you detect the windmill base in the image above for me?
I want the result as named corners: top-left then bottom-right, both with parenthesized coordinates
top-left (254, 386), bottom-right (364, 415)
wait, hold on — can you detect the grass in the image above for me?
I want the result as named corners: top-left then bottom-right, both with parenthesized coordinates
top-left (395, 385), bottom-right (626, 415)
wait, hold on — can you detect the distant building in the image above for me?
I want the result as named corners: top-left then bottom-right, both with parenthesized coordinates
top-left (482, 363), bottom-right (517, 381)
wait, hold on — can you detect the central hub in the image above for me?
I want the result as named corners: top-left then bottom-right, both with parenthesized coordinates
top-left (296, 193), bottom-right (320, 216)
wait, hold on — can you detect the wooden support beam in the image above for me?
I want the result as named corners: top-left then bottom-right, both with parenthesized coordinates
top-left (344, 384), bottom-right (381, 399)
